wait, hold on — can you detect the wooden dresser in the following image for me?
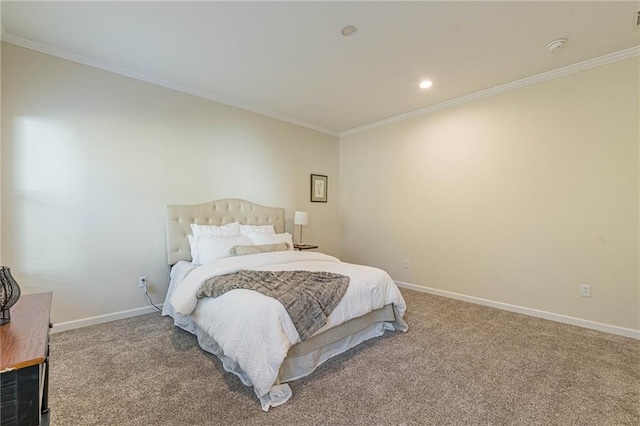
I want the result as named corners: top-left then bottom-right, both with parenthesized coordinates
top-left (0, 292), bottom-right (52, 426)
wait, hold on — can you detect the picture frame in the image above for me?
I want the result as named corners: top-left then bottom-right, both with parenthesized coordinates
top-left (310, 174), bottom-right (328, 203)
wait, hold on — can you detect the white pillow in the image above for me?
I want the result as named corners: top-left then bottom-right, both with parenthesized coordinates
top-left (192, 234), bottom-right (252, 265)
top-left (188, 235), bottom-right (201, 264)
top-left (191, 222), bottom-right (240, 237)
top-left (239, 224), bottom-right (276, 236)
top-left (247, 232), bottom-right (294, 250)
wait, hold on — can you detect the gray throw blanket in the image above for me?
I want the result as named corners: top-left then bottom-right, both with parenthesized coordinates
top-left (196, 270), bottom-right (350, 340)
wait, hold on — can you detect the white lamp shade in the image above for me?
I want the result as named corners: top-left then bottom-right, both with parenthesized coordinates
top-left (294, 211), bottom-right (309, 226)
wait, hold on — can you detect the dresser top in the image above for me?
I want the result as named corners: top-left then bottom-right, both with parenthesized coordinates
top-left (0, 292), bottom-right (52, 372)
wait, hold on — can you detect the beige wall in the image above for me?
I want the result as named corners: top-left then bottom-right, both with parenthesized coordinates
top-left (2, 41), bottom-right (638, 333)
top-left (341, 57), bottom-right (639, 331)
top-left (1, 43), bottom-right (340, 324)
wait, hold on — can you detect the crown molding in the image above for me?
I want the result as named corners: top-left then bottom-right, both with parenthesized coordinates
top-left (340, 46), bottom-right (640, 138)
top-left (1, 33), bottom-right (339, 137)
top-left (2, 32), bottom-right (637, 140)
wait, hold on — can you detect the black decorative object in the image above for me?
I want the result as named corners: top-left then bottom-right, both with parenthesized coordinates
top-left (0, 266), bottom-right (21, 325)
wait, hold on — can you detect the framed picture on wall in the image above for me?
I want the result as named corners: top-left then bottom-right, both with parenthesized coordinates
top-left (311, 174), bottom-right (328, 203)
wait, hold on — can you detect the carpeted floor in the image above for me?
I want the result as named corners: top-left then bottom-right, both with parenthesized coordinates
top-left (49, 289), bottom-right (639, 425)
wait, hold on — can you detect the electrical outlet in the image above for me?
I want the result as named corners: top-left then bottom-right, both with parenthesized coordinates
top-left (580, 284), bottom-right (591, 297)
top-left (403, 260), bottom-right (410, 269)
top-left (138, 276), bottom-right (147, 289)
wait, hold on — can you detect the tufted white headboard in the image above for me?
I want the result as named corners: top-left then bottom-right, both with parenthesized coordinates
top-left (165, 199), bottom-right (285, 265)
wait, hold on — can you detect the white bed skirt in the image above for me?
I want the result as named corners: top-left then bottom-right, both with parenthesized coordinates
top-left (164, 297), bottom-right (391, 410)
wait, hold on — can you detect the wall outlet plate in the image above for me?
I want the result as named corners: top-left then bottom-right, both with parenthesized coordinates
top-left (138, 276), bottom-right (147, 289)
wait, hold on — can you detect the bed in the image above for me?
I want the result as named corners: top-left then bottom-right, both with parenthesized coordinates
top-left (162, 199), bottom-right (408, 410)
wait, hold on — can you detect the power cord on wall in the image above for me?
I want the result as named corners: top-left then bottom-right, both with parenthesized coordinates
top-left (139, 275), bottom-right (161, 312)
top-left (145, 289), bottom-right (162, 312)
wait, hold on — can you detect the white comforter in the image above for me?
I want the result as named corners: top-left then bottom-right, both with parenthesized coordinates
top-left (169, 251), bottom-right (407, 410)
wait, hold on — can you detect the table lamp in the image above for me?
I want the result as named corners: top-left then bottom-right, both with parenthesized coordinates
top-left (294, 211), bottom-right (309, 245)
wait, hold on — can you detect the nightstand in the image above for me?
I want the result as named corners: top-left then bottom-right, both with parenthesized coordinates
top-left (0, 292), bottom-right (52, 426)
top-left (294, 244), bottom-right (318, 251)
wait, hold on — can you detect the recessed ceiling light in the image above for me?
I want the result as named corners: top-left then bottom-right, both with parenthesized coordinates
top-left (341, 25), bottom-right (357, 37)
top-left (419, 80), bottom-right (433, 89)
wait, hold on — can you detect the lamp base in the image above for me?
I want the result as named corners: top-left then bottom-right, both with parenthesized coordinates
top-left (0, 307), bottom-right (10, 325)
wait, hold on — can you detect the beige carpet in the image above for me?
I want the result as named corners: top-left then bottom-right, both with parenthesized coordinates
top-left (49, 289), bottom-right (639, 425)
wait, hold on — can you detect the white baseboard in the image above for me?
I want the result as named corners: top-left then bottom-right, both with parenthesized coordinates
top-left (395, 281), bottom-right (640, 340)
top-left (51, 304), bottom-right (163, 334)
top-left (51, 284), bottom-right (639, 340)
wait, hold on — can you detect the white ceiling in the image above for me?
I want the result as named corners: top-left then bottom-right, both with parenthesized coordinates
top-left (2, 1), bottom-right (639, 136)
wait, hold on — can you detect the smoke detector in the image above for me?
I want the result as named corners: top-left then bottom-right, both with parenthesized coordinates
top-left (341, 25), bottom-right (357, 37)
top-left (546, 38), bottom-right (567, 53)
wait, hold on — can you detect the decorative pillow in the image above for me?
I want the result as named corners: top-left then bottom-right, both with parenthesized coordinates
top-left (192, 234), bottom-right (252, 265)
top-left (239, 224), bottom-right (276, 236)
top-left (229, 242), bottom-right (290, 256)
top-left (191, 222), bottom-right (240, 237)
top-left (247, 232), bottom-right (294, 250)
